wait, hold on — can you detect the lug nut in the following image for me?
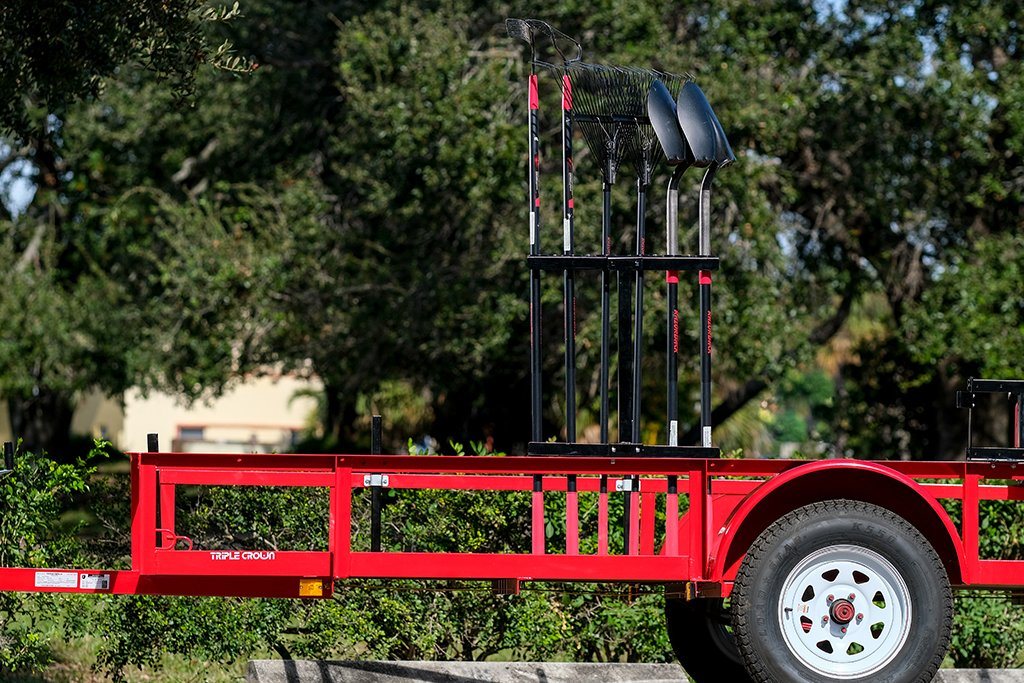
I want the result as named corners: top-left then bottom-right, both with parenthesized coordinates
top-left (848, 593), bottom-right (856, 601)
top-left (822, 615), bottom-right (829, 624)
top-left (827, 594), bottom-right (834, 602)
top-left (856, 613), bottom-right (864, 621)
top-left (841, 627), bottom-right (847, 633)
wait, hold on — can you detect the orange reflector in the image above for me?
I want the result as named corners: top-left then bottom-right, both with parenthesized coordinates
top-left (299, 578), bottom-right (323, 597)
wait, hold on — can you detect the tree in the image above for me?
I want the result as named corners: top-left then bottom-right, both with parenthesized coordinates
top-left (57, 1), bottom-right (535, 449)
top-left (0, 445), bottom-right (97, 672)
top-left (599, 0), bottom-right (1024, 456)
top-left (0, 2), bottom-right (251, 454)
top-left (0, 1), bottom-right (249, 139)
top-left (8, 0), bottom-right (1021, 458)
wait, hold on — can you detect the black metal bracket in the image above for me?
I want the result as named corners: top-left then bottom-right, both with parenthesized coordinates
top-left (527, 254), bottom-right (719, 273)
top-left (370, 415), bottom-right (383, 552)
top-left (528, 441), bottom-right (720, 458)
top-left (965, 448), bottom-right (1024, 461)
top-left (958, 378), bottom-right (1024, 461)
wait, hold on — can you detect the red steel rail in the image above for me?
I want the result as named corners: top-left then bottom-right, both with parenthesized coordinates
top-left (3, 451), bottom-right (1024, 598)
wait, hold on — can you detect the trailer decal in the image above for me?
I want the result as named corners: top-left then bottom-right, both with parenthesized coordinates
top-left (34, 571), bottom-right (78, 588)
top-left (210, 551), bottom-right (277, 561)
top-left (79, 573), bottom-right (110, 590)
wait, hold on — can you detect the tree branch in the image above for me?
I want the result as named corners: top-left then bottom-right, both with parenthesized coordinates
top-left (681, 276), bottom-right (859, 446)
top-left (15, 222), bottom-right (47, 273)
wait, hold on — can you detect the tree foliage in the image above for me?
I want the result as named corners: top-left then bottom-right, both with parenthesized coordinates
top-left (1, 2), bottom-right (1023, 453)
top-left (0, 0), bottom-right (250, 139)
top-left (0, 446), bottom-right (96, 671)
top-left (39, 0), bottom-right (1018, 457)
top-left (0, 1), bottom-right (252, 455)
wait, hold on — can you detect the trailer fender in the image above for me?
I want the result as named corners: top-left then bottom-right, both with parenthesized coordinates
top-left (708, 460), bottom-right (965, 585)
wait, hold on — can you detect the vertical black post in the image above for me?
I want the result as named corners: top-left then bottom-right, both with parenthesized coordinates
top-left (561, 73), bottom-right (577, 444)
top-left (371, 415), bottom-right (382, 553)
top-left (665, 166), bottom-right (685, 446)
top-left (666, 280), bottom-right (679, 444)
top-left (147, 433), bottom-right (159, 453)
top-left (1016, 394), bottom-right (1023, 449)
top-left (699, 272), bottom-right (712, 447)
top-left (3, 441), bottom-right (13, 471)
top-left (527, 70), bottom-right (546, 571)
top-left (697, 167), bottom-right (718, 450)
top-left (617, 273), bottom-right (634, 443)
top-left (626, 178), bottom-right (649, 553)
top-left (528, 72), bottom-right (543, 444)
top-left (371, 415), bottom-right (382, 454)
top-left (632, 180), bottom-right (647, 441)
top-left (599, 180), bottom-right (612, 444)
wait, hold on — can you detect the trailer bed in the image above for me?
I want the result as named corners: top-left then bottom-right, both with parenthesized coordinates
top-left (5, 450), bottom-right (1024, 599)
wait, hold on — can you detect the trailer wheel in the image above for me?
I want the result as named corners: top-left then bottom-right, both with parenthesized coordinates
top-left (732, 500), bottom-right (952, 683)
top-left (665, 597), bottom-right (753, 682)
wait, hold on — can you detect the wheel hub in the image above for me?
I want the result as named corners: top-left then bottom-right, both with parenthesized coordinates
top-left (830, 598), bottom-right (855, 625)
top-left (777, 544), bottom-right (912, 679)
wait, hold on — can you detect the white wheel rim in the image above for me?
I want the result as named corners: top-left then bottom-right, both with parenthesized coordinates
top-left (777, 544), bottom-right (912, 679)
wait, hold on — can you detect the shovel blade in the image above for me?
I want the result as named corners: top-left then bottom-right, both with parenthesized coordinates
top-left (676, 81), bottom-right (735, 167)
top-left (647, 79), bottom-right (692, 166)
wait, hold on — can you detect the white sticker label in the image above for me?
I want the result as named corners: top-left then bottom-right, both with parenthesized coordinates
top-left (702, 426), bottom-right (712, 448)
top-left (563, 220), bottom-right (571, 251)
top-left (34, 571), bottom-right (78, 588)
top-left (669, 421), bottom-right (678, 447)
top-left (529, 212), bottom-right (537, 246)
top-left (80, 573), bottom-right (110, 590)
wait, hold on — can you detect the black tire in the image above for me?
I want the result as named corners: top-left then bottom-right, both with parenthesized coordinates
top-left (665, 597), bottom-right (753, 683)
top-left (732, 500), bottom-right (952, 683)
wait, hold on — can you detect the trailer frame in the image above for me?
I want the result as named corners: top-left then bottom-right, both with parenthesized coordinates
top-left (5, 447), bottom-right (1024, 600)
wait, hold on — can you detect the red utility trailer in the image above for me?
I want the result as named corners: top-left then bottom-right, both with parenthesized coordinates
top-left (3, 393), bottom-right (1024, 683)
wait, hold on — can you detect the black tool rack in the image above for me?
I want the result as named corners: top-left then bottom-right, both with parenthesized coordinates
top-left (525, 250), bottom-right (721, 459)
top-left (505, 29), bottom-right (733, 461)
top-left (958, 378), bottom-right (1024, 460)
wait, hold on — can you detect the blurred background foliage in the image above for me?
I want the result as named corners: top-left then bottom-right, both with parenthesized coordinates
top-left (3, 0), bottom-right (1022, 459)
top-left (1, 0), bottom-right (1024, 678)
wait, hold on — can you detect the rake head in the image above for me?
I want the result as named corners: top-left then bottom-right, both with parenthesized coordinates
top-left (617, 67), bottom-right (690, 187)
top-left (564, 63), bottom-right (639, 185)
top-left (505, 18), bottom-right (582, 67)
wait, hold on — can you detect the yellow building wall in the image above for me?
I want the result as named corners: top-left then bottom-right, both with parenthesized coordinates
top-left (0, 374), bottom-right (322, 454)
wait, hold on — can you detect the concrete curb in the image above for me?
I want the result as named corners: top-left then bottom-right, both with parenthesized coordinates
top-left (246, 661), bottom-right (687, 682)
top-left (934, 673), bottom-right (1024, 683)
top-left (246, 661), bottom-right (1024, 682)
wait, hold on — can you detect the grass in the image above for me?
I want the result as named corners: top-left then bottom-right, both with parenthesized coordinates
top-left (0, 635), bottom-right (250, 683)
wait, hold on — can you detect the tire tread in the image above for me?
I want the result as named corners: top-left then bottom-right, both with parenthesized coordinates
top-left (732, 500), bottom-right (952, 683)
